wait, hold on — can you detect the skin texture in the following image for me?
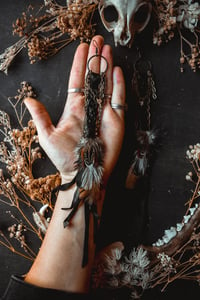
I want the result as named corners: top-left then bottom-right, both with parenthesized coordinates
top-left (24, 35), bottom-right (126, 293)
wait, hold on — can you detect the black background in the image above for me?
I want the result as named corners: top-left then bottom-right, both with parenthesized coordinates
top-left (0, 1), bottom-right (200, 299)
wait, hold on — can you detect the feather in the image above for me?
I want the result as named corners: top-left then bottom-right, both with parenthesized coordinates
top-left (126, 129), bottom-right (158, 189)
top-left (75, 137), bottom-right (104, 191)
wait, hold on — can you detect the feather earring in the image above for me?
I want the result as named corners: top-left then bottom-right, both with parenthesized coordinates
top-left (54, 41), bottom-right (108, 267)
top-left (126, 55), bottom-right (158, 189)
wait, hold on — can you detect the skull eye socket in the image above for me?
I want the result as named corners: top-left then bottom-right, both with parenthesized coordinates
top-left (134, 3), bottom-right (150, 25)
top-left (103, 5), bottom-right (118, 23)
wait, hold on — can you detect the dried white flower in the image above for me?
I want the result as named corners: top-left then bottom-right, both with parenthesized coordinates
top-left (124, 248), bottom-right (150, 270)
top-left (186, 143), bottom-right (200, 160)
top-left (157, 252), bottom-right (174, 272)
top-left (177, 2), bottom-right (200, 30)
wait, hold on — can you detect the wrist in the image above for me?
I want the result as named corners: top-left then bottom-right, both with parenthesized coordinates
top-left (60, 170), bottom-right (77, 184)
top-left (58, 169), bottom-right (106, 217)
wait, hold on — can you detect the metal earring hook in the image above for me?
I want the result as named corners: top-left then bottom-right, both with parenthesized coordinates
top-left (93, 39), bottom-right (100, 56)
top-left (87, 40), bottom-right (108, 74)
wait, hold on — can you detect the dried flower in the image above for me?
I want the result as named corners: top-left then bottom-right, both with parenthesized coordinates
top-left (153, 0), bottom-right (200, 72)
top-left (0, 82), bottom-right (61, 261)
top-left (124, 248), bottom-right (150, 270)
top-left (0, 0), bottom-right (98, 74)
top-left (157, 252), bottom-right (174, 272)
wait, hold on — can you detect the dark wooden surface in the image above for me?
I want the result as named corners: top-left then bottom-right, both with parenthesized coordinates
top-left (0, 1), bottom-right (200, 299)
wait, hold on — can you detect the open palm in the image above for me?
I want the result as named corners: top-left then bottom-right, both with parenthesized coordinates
top-left (24, 35), bottom-right (126, 185)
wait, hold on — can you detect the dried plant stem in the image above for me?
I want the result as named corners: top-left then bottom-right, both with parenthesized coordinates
top-left (186, 177), bottom-right (200, 212)
top-left (0, 231), bottom-right (35, 261)
top-left (153, 0), bottom-right (200, 72)
top-left (17, 206), bottom-right (42, 240)
top-left (8, 98), bottom-right (27, 129)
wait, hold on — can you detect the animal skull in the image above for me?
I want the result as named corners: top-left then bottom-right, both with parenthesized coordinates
top-left (98, 0), bottom-right (152, 47)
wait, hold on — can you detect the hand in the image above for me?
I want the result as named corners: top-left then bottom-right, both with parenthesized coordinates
top-left (24, 35), bottom-right (126, 184)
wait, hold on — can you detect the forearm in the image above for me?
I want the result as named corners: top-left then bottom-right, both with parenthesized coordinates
top-left (25, 177), bottom-right (105, 293)
top-left (23, 35), bottom-right (125, 295)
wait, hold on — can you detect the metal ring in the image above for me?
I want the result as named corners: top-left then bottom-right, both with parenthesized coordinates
top-left (67, 88), bottom-right (85, 93)
top-left (87, 54), bottom-right (108, 74)
top-left (111, 103), bottom-right (128, 111)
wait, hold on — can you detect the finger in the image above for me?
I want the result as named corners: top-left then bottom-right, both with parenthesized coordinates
top-left (111, 67), bottom-right (126, 119)
top-left (24, 97), bottom-right (53, 137)
top-left (87, 35), bottom-right (104, 74)
top-left (68, 42), bottom-right (89, 90)
top-left (101, 44), bottom-right (113, 96)
top-left (60, 43), bottom-right (89, 123)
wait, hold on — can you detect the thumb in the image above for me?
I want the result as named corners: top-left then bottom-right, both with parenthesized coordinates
top-left (24, 97), bottom-right (53, 137)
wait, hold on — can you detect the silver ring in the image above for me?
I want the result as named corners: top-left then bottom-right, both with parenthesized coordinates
top-left (67, 88), bottom-right (85, 93)
top-left (111, 103), bottom-right (128, 111)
